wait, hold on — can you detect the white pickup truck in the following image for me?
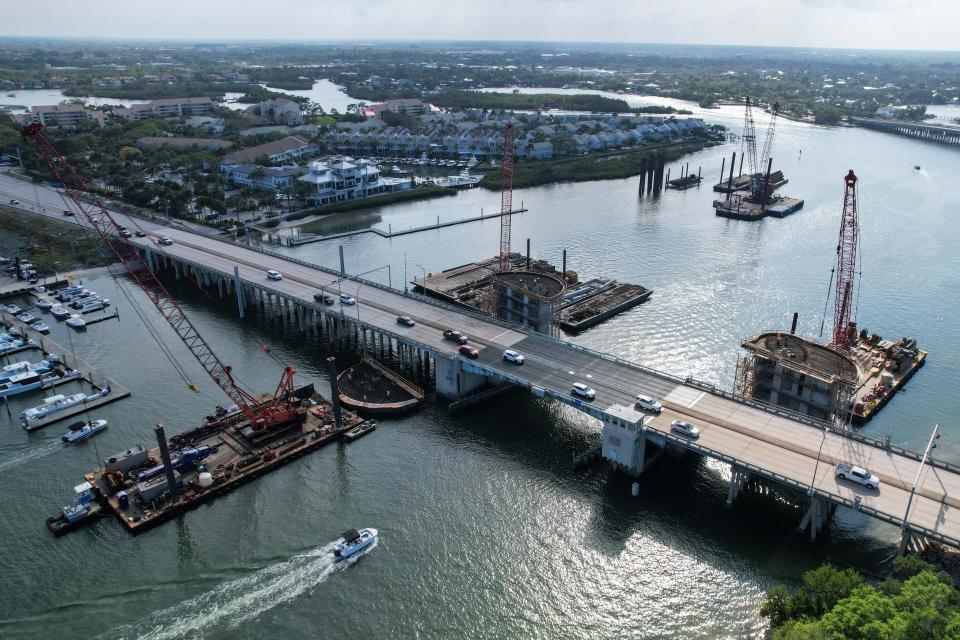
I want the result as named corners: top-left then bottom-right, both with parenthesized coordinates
top-left (835, 463), bottom-right (880, 490)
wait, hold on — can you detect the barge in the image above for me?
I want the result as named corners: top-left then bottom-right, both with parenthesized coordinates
top-left (47, 385), bottom-right (370, 535)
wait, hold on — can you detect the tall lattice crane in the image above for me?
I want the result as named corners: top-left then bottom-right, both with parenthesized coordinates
top-left (498, 122), bottom-right (516, 272)
top-left (758, 102), bottom-right (780, 177)
top-left (741, 97), bottom-right (759, 179)
top-left (21, 123), bottom-right (298, 431)
top-left (832, 170), bottom-right (860, 351)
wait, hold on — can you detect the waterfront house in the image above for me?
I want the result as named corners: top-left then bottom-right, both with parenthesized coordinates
top-left (297, 156), bottom-right (411, 205)
top-left (220, 164), bottom-right (306, 191)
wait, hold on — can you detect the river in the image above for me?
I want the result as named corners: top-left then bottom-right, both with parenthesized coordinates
top-left (0, 93), bottom-right (958, 639)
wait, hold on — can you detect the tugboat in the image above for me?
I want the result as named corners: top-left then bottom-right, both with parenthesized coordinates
top-left (46, 481), bottom-right (103, 535)
top-left (61, 419), bottom-right (108, 444)
top-left (333, 527), bottom-right (378, 560)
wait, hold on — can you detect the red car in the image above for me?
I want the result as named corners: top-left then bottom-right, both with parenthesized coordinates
top-left (458, 345), bottom-right (479, 359)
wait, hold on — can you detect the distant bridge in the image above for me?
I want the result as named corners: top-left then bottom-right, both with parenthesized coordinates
top-left (851, 117), bottom-right (960, 148)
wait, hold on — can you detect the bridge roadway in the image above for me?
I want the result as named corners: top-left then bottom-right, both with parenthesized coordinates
top-left (3, 174), bottom-right (959, 548)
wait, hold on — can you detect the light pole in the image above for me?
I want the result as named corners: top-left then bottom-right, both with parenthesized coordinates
top-left (403, 253), bottom-right (408, 294)
top-left (808, 426), bottom-right (830, 496)
top-left (415, 264), bottom-right (426, 288)
top-left (901, 424), bottom-right (940, 550)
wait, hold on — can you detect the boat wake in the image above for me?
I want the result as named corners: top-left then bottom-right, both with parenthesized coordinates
top-left (107, 539), bottom-right (377, 640)
top-left (0, 440), bottom-right (61, 474)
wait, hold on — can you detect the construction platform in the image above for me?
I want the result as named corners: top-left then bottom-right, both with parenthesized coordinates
top-left (712, 172), bottom-right (789, 194)
top-left (714, 193), bottom-right (805, 221)
top-left (1, 311), bottom-right (130, 430)
top-left (413, 255), bottom-right (652, 333)
top-left (337, 357), bottom-right (424, 415)
top-left (55, 387), bottom-right (370, 535)
top-left (847, 333), bottom-right (927, 425)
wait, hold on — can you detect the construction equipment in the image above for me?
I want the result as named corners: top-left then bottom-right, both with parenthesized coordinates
top-left (741, 97), bottom-right (759, 180)
top-left (758, 102), bottom-right (779, 179)
top-left (742, 98), bottom-right (780, 204)
top-left (832, 170), bottom-right (859, 351)
top-left (21, 123), bottom-right (298, 432)
top-left (498, 122), bottom-right (515, 272)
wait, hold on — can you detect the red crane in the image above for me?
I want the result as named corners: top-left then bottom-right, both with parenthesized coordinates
top-left (498, 122), bottom-right (516, 272)
top-left (21, 123), bottom-right (297, 431)
top-left (833, 170), bottom-right (860, 351)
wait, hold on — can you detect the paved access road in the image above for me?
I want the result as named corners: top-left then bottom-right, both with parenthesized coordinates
top-left (4, 171), bottom-right (959, 547)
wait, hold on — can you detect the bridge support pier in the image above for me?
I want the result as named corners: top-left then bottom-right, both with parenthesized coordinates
top-left (798, 496), bottom-right (834, 542)
top-left (726, 467), bottom-right (751, 506)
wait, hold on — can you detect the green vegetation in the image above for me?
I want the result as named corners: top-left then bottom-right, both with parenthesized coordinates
top-left (479, 141), bottom-right (713, 189)
top-left (0, 206), bottom-right (113, 272)
top-left (430, 91), bottom-right (632, 113)
top-left (286, 186), bottom-right (456, 222)
top-left (761, 558), bottom-right (960, 640)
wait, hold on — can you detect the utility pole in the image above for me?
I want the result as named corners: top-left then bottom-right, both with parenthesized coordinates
top-left (900, 424), bottom-right (940, 552)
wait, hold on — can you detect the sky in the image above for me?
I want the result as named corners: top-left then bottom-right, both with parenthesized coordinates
top-left (3, 0), bottom-right (959, 51)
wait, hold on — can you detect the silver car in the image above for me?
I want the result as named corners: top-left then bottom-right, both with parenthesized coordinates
top-left (671, 420), bottom-right (700, 439)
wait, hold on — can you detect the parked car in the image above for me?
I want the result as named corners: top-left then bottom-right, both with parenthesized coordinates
top-left (396, 316), bottom-right (416, 327)
top-left (502, 349), bottom-right (525, 365)
top-left (458, 345), bottom-right (479, 359)
top-left (266, 270), bottom-right (283, 281)
top-left (443, 329), bottom-right (468, 344)
top-left (835, 464), bottom-right (880, 490)
top-left (670, 420), bottom-right (700, 439)
top-left (571, 382), bottom-right (596, 400)
top-left (313, 292), bottom-right (335, 305)
top-left (158, 237), bottom-right (173, 246)
top-left (340, 294), bottom-right (356, 305)
top-left (635, 394), bottom-right (663, 413)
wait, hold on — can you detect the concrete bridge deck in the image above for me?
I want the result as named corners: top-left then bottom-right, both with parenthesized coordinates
top-left (2, 172), bottom-right (958, 549)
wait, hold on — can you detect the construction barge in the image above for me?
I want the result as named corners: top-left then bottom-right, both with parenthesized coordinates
top-left (413, 254), bottom-right (652, 334)
top-left (47, 384), bottom-right (371, 535)
top-left (714, 193), bottom-right (805, 220)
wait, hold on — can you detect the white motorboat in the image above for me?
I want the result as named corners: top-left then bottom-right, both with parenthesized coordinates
top-left (66, 315), bottom-right (86, 329)
top-left (30, 321), bottom-right (50, 334)
top-left (0, 338), bottom-right (36, 355)
top-left (4, 304), bottom-right (22, 314)
top-left (51, 305), bottom-right (70, 319)
top-left (16, 312), bottom-right (35, 324)
top-left (0, 358), bottom-right (56, 384)
top-left (61, 419), bottom-right (108, 444)
top-left (35, 299), bottom-right (53, 310)
top-left (21, 387), bottom-right (108, 425)
top-left (0, 368), bottom-right (76, 398)
top-left (333, 528), bottom-right (378, 560)
top-left (78, 298), bottom-right (109, 313)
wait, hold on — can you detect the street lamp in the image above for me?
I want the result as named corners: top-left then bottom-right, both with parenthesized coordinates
top-left (415, 264), bottom-right (426, 288)
top-left (808, 426), bottom-right (831, 496)
top-left (901, 423), bottom-right (940, 550)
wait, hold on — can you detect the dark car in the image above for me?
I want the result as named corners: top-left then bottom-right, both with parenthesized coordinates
top-left (135, 230), bottom-right (147, 237)
top-left (62, 210), bottom-right (74, 216)
top-left (313, 292), bottom-right (335, 305)
top-left (458, 345), bottom-right (479, 359)
top-left (396, 316), bottom-right (415, 327)
top-left (120, 230), bottom-right (132, 238)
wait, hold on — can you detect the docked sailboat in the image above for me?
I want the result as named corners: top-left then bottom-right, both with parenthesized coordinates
top-left (21, 387), bottom-right (109, 425)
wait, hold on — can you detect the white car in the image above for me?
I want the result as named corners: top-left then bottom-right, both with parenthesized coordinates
top-left (835, 464), bottom-right (880, 490)
top-left (671, 420), bottom-right (700, 439)
top-left (157, 236), bottom-right (173, 246)
top-left (571, 382), bottom-right (596, 400)
top-left (340, 294), bottom-right (357, 305)
top-left (635, 394), bottom-right (662, 413)
top-left (266, 270), bottom-right (283, 281)
top-left (502, 349), bottom-right (525, 365)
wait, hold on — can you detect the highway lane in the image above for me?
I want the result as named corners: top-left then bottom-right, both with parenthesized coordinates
top-left (4, 172), bottom-right (960, 545)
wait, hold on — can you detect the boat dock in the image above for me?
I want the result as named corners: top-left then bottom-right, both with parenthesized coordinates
top-left (0, 309), bottom-right (131, 431)
top-left (70, 386), bottom-right (369, 534)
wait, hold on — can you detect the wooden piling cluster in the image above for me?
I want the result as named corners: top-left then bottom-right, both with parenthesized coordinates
top-left (637, 153), bottom-right (667, 196)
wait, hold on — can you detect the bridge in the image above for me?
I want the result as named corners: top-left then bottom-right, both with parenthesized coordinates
top-left (2, 173), bottom-right (959, 552)
top-left (851, 117), bottom-right (960, 148)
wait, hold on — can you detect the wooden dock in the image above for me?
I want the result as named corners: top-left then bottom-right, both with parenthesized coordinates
top-left (0, 310), bottom-right (131, 431)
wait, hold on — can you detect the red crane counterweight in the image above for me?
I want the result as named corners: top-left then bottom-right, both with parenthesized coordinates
top-left (832, 169), bottom-right (859, 351)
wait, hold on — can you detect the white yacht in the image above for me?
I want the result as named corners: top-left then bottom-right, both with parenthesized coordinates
top-left (66, 315), bottom-right (87, 329)
top-left (21, 387), bottom-right (109, 425)
top-left (333, 528), bottom-right (378, 560)
top-left (51, 305), bottom-right (70, 319)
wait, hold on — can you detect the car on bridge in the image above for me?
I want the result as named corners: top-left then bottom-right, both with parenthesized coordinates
top-left (443, 329), bottom-right (469, 345)
top-left (458, 345), bottom-right (479, 359)
top-left (671, 420), bottom-right (700, 438)
top-left (313, 292), bottom-right (335, 305)
top-left (340, 294), bottom-right (357, 305)
top-left (158, 237), bottom-right (173, 246)
top-left (835, 464), bottom-right (880, 490)
top-left (9, 199), bottom-right (20, 205)
top-left (266, 270), bottom-right (283, 281)
top-left (502, 349), bottom-right (524, 365)
top-left (635, 395), bottom-right (662, 414)
top-left (396, 316), bottom-right (416, 327)
top-left (62, 209), bottom-right (73, 216)
top-left (571, 382), bottom-right (596, 400)
top-left (120, 230), bottom-right (132, 238)
top-left (135, 230), bottom-right (146, 237)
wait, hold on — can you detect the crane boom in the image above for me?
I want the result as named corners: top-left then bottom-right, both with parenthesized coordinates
top-left (758, 102), bottom-right (779, 176)
top-left (832, 170), bottom-right (859, 351)
top-left (742, 97), bottom-right (759, 179)
top-left (21, 123), bottom-right (296, 429)
top-left (498, 122), bottom-right (515, 272)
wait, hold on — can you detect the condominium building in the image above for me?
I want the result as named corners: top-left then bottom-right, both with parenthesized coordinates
top-left (297, 156), bottom-right (411, 205)
top-left (29, 104), bottom-right (101, 127)
top-left (113, 97), bottom-right (216, 121)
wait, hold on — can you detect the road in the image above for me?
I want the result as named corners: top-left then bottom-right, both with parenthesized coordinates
top-left (3, 170), bottom-right (959, 548)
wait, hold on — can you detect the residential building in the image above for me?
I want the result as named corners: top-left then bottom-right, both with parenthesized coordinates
top-left (29, 104), bottom-right (102, 127)
top-left (221, 164), bottom-right (306, 191)
top-left (220, 135), bottom-right (317, 165)
top-left (248, 98), bottom-right (304, 126)
top-left (113, 97), bottom-right (215, 121)
top-left (297, 156), bottom-right (411, 205)
top-left (360, 98), bottom-right (430, 117)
